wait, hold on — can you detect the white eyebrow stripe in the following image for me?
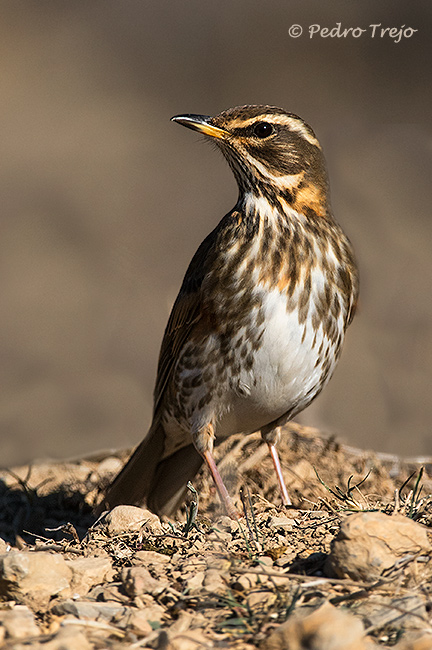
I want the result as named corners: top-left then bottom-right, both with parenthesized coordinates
top-left (230, 114), bottom-right (321, 148)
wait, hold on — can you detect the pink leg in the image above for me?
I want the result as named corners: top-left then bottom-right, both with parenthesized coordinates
top-left (267, 443), bottom-right (292, 506)
top-left (203, 450), bottom-right (240, 519)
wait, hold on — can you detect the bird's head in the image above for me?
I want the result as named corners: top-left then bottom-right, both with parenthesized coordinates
top-left (171, 104), bottom-right (329, 214)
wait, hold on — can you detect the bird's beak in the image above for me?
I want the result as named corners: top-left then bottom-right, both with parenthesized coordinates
top-left (171, 114), bottom-right (228, 140)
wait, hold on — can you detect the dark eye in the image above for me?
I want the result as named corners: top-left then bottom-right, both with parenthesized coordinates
top-left (253, 122), bottom-right (275, 138)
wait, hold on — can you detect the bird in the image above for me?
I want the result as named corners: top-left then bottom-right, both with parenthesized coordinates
top-left (99, 104), bottom-right (359, 520)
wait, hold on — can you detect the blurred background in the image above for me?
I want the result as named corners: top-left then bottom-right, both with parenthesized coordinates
top-left (0, 0), bottom-right (431, 466)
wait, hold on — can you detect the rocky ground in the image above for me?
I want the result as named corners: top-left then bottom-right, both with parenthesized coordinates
top-left (1, 423), bottom-right (432, 649)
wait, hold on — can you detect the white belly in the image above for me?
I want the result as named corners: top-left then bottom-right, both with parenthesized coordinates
top-left (215, 284), bottom-right (343, 437)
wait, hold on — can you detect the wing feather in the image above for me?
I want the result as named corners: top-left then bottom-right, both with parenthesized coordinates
top-left (153, 230), bottom-right (216, 412)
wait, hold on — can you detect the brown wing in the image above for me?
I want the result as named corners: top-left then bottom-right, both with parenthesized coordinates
top-left (152, 229), bottom-right (217, 413)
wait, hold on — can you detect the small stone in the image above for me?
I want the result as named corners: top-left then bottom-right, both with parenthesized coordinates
top-left (358, 594), bottom-right (427, 631)
top-left (183, 570), bottom-right (204, 592)
top-left (0, 539), bottom-right (8, 554)
top-left (258, 556), bottom-right (274, 567)
top-left (259, 566), bottom-right (288, 587)
top-left (43, 626), bottom-right (92, 650)
top-left (100, 505), bottom-right (163, 535)
top-left (132, 593), bottom-right (156, 609)
top-left (51, 598), bottom-right (128, 621)
top-left (274, 551), bottom-right (296, 567)
top-left (395, 634), bottom-right (432, 650)
top-left (87, 582), bottom-right (128, 604)
top-left (268, 515), bottom-right (294, 531)
top-left (246, 590), bottom-right (277, 609)
top-left (325, 512), bottom-right (431, 582)
top-left (205, 556), bottom-right (231, 572)
top-left (121, 566), bottom-right (168, 597)
top-left (231, 573), bottom-right (259, 591)
top-left (138, 602), bottom-right (164, 625)
top-left (128, 609), bottom-right (153, 636)
top-left (134, 550), bottom-right (171, 566)
top-left (168, 611), bottom-right (194, 634)
top-left (116, 601), bottom-right (164, 628)
top-left (207, 529), bottom-right (232, 543)
top-left (217, 516), bottom-right (240, 533)
top-left (65, 556), bottom-right (113, 596)
top-left (0, 604), bottom-right (40, 639)
top-left (262, 602), bottom-right (375, 650)
top-left (202, 568), bottom-right (226, 594)
top-left (0, 551), bottom-right (72, 609)
top-left (168, 630), bottom-right (212, 650)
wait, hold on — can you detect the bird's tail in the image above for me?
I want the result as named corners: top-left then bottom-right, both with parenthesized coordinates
top-left (97, 420), bottom-right (203, 517)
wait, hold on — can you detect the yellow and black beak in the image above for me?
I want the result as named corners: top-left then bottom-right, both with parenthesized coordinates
top-left (171, 114), bottom-right (228, 140)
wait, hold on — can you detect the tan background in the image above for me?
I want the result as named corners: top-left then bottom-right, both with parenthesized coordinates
top-left (0, 1), bottom-right (431, 466)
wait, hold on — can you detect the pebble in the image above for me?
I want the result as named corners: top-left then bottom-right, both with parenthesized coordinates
top-left (133, 550), bottom-right (171, 566)
top-left (65, 556), bottom-right (113, 596)
top-left (395, 634), bottom-right (432, 650)
top-left (202, 568), bottom-right (226, 594)
top-left (0, 604), bottom-right (40, 639)
top-left (267, 515), bottom-right (294, 531)
top-left (0, 551), bottom-right (72, 609)
top-left (325, 512), bottom-right (431, 582)
top-left (358, 594), bottom-right (427, 631)
top-left (128, 609), bottom-right (153, 636)
top-left (167, 629), bottom-right (212, 650)
top-left (246, 590), bottom-right (277, 609)
top-left (98, 505), bottom-right (163, 535)
top-left (51, 598), bottom-right (129, 621)
top-left (183, 570), bottom-right (204, 593)
top-left (37, 626), bottom-right (92, 650)
top-left (121, 566), bottom-right (168, 597)
top-left (231, 573), bottom-right (259, 591)
top-left (262, 602), bottom-right (377, 650)
top-left (217, 516), bottom-right (240, 533)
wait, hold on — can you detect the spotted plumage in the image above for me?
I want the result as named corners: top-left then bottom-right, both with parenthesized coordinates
top-left (100, 104), bottom-right (359, 519)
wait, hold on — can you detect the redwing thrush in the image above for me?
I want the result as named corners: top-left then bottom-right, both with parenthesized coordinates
top-left (100, 105), bottom-right (359, 519)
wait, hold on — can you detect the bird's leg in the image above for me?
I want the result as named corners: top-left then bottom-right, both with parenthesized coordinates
top-left (267, 442), bottom-right (292, 506)
top-left (193, 424), bottom-right (240, 519)
top-left (203, 450), bottom-right (240, 519)
top-left (261, 425), bottom-right (292, 506)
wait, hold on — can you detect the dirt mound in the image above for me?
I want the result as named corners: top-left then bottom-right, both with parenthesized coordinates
top-left (0, 424), bottom-right (431, 648)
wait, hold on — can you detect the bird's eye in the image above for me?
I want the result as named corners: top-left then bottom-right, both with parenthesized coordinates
top-left (253, 122), bottom-right (275, 138)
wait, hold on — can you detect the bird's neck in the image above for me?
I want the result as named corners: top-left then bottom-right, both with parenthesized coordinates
top-left (237, 182), bottom-right (331, 230)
